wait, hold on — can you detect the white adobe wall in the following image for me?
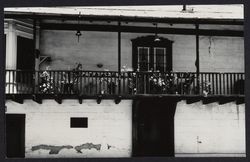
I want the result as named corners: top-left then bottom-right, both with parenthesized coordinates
top-left (39, 24), bottom-right (244, 72)
top-left (6, 99), bottom-right (132, 158)
top-left (174, 100), bottom-right (245, 157)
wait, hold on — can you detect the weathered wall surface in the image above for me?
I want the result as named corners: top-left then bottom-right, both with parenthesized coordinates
top-left (6, 99), bottom-right (245, 157)
top-left (174, 101), bottom-right (245, 157)
top-left (39, 24), bottom-right (244, 72)
top-left (6, 99), bottom-right (132, 158)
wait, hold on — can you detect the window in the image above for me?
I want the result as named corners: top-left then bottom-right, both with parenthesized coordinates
top-left (132, 36), bottom-right (173, 72)
top-left (70, 117), bottom-right (88, 128)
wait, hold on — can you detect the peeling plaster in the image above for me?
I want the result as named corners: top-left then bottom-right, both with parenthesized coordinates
top-left (107, 144), bottom-right (115, 150)
top-left (31, 143), bottom-right (102, 154)
top-left (31, 145), bottom-right (73, 154)
top-left (75, 143), bottom-right (101, 153)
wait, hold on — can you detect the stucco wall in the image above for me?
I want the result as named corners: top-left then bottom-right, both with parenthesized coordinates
top-left (39, 25), bottom-right (244, 72)
top-left (6, 99), bottom-right (245, 157)
top-left (6, 99), bottom-right (132, 158)
top-left (174, 101), bottom-right (245, 157)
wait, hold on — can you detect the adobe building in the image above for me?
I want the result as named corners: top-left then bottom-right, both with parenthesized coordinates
top-left (4, 5), bottom-right (245, 158)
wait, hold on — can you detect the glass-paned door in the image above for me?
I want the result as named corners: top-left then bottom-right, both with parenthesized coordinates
top-left (137, 47), bottom-right (167, 72)
top-left (154, 47), bottom-right (166, 72)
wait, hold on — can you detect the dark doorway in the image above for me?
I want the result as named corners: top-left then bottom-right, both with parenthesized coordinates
top-left (16, 36), bottom-right (34, 91)
top-left (17, 36), bottom-right (34, 71)
top-left (6, 114), bottom-right (25, 158)
top-left (133, 98), bottom-right (177, 157)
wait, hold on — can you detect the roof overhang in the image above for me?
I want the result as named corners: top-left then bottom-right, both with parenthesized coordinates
top-left (4, 5), bottom-right (244, 25)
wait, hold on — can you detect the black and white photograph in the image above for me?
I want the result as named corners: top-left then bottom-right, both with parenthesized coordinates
top-left (3, 4), bottom-right (245, 158)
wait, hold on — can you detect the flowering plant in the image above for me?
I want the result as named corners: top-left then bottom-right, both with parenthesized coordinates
top-left (39, 70), bottom-right (55, 93)
top-left (128, 72), bottom-right (137, 94)
top-left (149, 72), bottom-right (176, 93)
top-left (201, 81), bottom-right (211, 97)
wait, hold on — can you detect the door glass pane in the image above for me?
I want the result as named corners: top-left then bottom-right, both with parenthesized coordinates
top-left (154, 48), bottom-right (166, 72)
top-left (138, 47), bottom-right (150, 71)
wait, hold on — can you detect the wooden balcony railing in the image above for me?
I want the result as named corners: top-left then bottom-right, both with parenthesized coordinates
top-left (5, 70), bottom-right (244, 96)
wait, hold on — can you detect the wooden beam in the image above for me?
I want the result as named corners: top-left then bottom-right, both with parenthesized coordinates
top-left (11, 95), bottom-right (23, 104)
top-left (202, 97), bottom-right (217, 104)
top-left (96, 95), bottom-right (102, 104)
top-left (55, 94), bottom-right (62, 104)
top-left (78, 95), bottom-right (83, 104)
top-left (186, 98), bottom-right (201, 104)
top-left (4, 13), bottom-right (244, 25)
top-left (32, 94), bottom-right (42, 104)
top-left (219, 98), bottom-right (235, 105)
top-left (114, 96), bottom-right (122, 104)
top-left (40, 23), bottom-right (244, 37)
top-left (236, 97), bottom-right (244, 105)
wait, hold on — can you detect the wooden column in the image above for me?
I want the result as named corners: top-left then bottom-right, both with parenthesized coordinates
top-left (118, 21), bottom-right (121, 94)
top-left (33, 19), bottom-right (39, 94)
top-left (34, 20), bottom-right (40, 71)
top-left (195, 24), bottom-right (200, 94)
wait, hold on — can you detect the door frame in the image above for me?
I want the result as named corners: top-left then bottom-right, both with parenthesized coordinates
top-left (131, 35), bottom-right (173, 72)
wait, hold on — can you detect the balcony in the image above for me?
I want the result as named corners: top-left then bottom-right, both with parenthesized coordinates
top-left (5, 70), bottom-right (244, 100)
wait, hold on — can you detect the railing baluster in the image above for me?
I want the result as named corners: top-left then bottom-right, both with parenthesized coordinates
top-left (79, 71), bottom-right (82, 94)
top-left (176, 73), bottom-right (179, 94)
top-left (192, 73), bottom-right (195, 95)
top-left (227, 73), bottom-right (230, 95)
top-left (96, 72), bottom-right (98, 95)
top-left (211, 73), bottom-right (214, 95)
top-left (9, 70), bottom-right (12, 94)
top-left (230, 73), bottom-right (233, 95)
top-left (221, 73), bottom-right (224, 95)
top-left (83, 71), bottom-right (85, 95)
top-left (233, 73), bottom-right (236, 95)
top-left (222, 73), bottom-right (224, 95)
top-left (208, 73), bottom-right (211, 95)
top-left (199, 73), bottom-right (202, 95)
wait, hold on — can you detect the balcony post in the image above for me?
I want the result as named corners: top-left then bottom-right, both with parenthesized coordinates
top-left (195, 24), bottom-right (200, 94)
top-left (33, 19), bottom-right (40, 93)
top-left (118, 21), bottom-right (121, 94)
top-left (5, 20), bottom-right (17, 93)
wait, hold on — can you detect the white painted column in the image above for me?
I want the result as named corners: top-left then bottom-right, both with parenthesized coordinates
top-left (6, 20), bottom-right (17, 70)
top-left (5, 20), bottom-right (17, 93)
